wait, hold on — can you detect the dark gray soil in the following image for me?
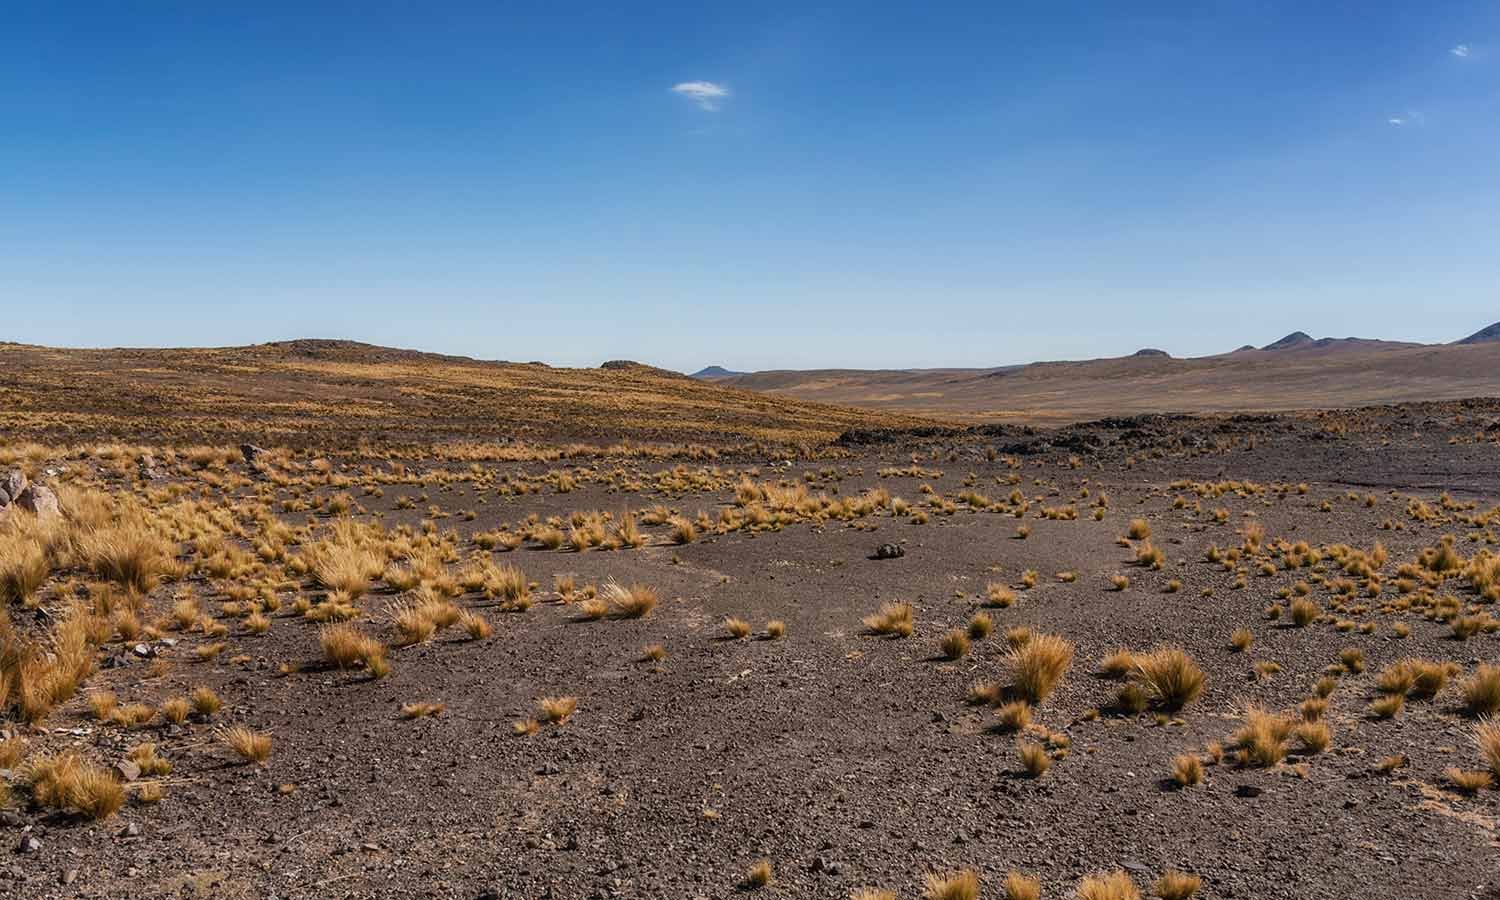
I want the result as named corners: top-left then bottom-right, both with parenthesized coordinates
top-left (5, 402), bottom-right (1500, 899)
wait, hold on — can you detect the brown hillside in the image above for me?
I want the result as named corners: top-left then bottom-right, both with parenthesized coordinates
top-left (0, 340), bottom-right (932, 450)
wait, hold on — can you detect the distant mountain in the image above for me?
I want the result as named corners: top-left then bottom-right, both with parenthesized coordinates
top-left (1132, 348), bottom-right (1171, 358)
top-left (1262, 331), bottom-right (1315, 351)
top-left (1456, 322), bottom-right (1500, 345)
top-left (1260, 332), bottom-right (1419, 352)
top-left (716, 321), bottom-right (1500, 425)
top-left (691, 365), bottom-right (744, 379)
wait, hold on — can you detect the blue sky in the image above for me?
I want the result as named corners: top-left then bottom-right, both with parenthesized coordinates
top-left (3, 2), bottom-right (1497, 370)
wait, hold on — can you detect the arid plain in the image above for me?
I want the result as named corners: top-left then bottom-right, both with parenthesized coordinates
top-left (1, 340), bottom-right (1498, 899)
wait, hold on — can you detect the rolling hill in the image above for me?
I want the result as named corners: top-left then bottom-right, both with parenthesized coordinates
top-left (0, 340), bottom-right (930, 450)
top-left (711, 324), bottom-right (1500, 424)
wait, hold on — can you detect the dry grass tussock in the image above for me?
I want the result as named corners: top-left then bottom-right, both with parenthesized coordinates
top-left (600, 580), bottom-right (658, 618)
top-left (863, 602), bottom-right (914, 637)
top-left (24, 751), bottom-right (124, 820)
top-left (1131, 646), bottom-right (1206, 711)
top-left (1077, 870), bottom-right (1141, 900)
top-left (1007, 632), bottom-right (1073, 704)
top-left (923, 869), bottom-right (979, 900)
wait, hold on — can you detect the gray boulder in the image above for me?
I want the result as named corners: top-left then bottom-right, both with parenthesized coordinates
top-left (16, 484), bottom-right (60, 519)
top-left (0, 487), bottom-right (9, 507)
top-left (1, 470), bottom-right (25, 500)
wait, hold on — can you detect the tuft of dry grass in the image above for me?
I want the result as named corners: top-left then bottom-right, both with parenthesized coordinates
top-left (1231, 705), bottom-right (1294, 767)
top-left (1007, 632), bottom-right (1074, 704)
top-left (923, 869), bottom-right (980, 900)
top-left (160, 697), bottom-right (191, 725)
top-left (400, 701), bottom-right (446, 719)
top-left (1295, 720), bottom-right (1332, 753)
top-left (668, 517), bottom-right (697, 545)
top-left (994, 701), bottom-right (1032, 733)
top-left (0, 535), bottom-right (51, 604)
top-left (0, 736), bottom-right (27, 769)
top-left (320, 622), bottom-right (388, 676)
top-left (1017, 741), bottom-right (1052, 777)
top-left (863, 602), bottom-right (914, 637)
top-left (459, 609), bottom-right (493, 640)
top-left (1370, 693), bottom-right (1405, 719)
top-left (1077, 870), bottom-right (1141, 900)
top-left (968, 611), bottom-right (993, 639)
top-left (1462, 664), bottom-right (1500, 717)
top-left (940, 628), bottom-right (971, 660)
top-left (1476, 719), bottom-right (1500, 776)
top-left (77, 525), bottom-right (177, 596)
top-left (1171, 753), bottom-right (1204, 787)
top-left (25, 752), bottom-right (124, 820)
top-left (603, 580), bottom-right (658, 618)
top-left (1131, 646), bottom-right (1205, 711)
top-left (391, 600), bottom-right (438, 645)
top-left (985, 583), bottom-right (1017, 607)
top-left (1099, 648), bottom-right (1137, 680)
top-left (222, 726), bottom-right (272, 764)
top-left (724, 617), bottom-right (752, 640)
top-left (1446, 767), bottom-right (1492, 794)
top-left (512, 717), bottom-right (540, 737)
top-left (1229, 628), bottom-right (1253, 652)
top-left (537, 695), bottom-right (578, 724)
top-left (743, 859), bottom-right (774, 890)
top-left (191, 686), bottom-right (222, 716)
top-left (1289, 598), bottom-right (1319, 627)
top-left (765, 619), bottom-right (786, 640)
top-left (1154, 871), bottom-right (1202, 899)
top-left (1003, 871), bottom-right (1041, 900)
top-left (642, 643), bottom-right (667, 662)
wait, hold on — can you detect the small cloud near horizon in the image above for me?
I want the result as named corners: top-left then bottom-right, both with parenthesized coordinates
top-left (1387, 110), bottom-right (1425, 127)
top-left (671, 81), bottom-right (729, 111)
top-left (1450, 43), bottom-right (1471, 58)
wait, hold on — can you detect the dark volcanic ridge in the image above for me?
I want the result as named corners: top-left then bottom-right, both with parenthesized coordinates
top-left (1456, 321), bottom-right (1500, 345)
top-left (690, 365), bottom-right (745, 379)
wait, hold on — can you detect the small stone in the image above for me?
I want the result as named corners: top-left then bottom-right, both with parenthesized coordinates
top-left (1234, 784), bottom-right (1263, 798)
top-left (117, 821), bottom-right (141, 838)
top-left (872, 543), bottom-right (906, 560)
top-left (17, 834), bottom-right (41, 854)
top-left (113, 761), bottom-right (141, 783)
top-left (62, 869), bottom-right (78, 885)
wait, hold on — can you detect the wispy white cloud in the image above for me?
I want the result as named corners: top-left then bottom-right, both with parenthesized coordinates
top-left (671, 81), bottom-right (730, 111)
top-left (1450, 43), bottom-right (1471, 58)
top-left (1387, 110), bottom-right (1425, 127)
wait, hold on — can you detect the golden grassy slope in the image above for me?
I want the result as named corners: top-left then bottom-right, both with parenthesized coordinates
top-left (0, 340), bottom-right (932, 449)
